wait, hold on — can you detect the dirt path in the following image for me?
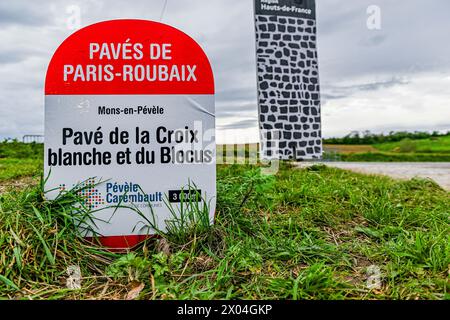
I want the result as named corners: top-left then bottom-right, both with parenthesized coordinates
top-left (0, 176), bottom-right (39, 194)
top-left (296, 162), bottom-right (450, 191)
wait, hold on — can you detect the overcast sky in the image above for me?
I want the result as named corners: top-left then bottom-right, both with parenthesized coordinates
top-left (1, 0), bottom-right (449, 143)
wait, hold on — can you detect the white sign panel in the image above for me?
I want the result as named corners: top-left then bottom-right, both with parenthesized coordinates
top-left (45, 20), bottom-right (215, 249)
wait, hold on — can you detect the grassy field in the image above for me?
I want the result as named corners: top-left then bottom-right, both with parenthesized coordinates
top-left (0, 155), bottom-right (449, 299)
top-left (2, 138), bottom-right (450, 169)
top-left (374, 135), bottom-right (450, 154)
top-left (0, 140), bottom-right (43, 159)
top-left (324, 145), bottom-right (378, 154)
top-left (336, 152), bottom-right (450, 162)
top-left (0, 158), bottom-right (42, 182)
top-left (323, 135), bottom-right (450, 162)
top-left (216, 136), bottom-right (450, 162)
top-left (0, 141), bottom-right (43, 184)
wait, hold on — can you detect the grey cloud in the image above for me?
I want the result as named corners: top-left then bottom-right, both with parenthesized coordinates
top-left (0, 50), bottom-right (29, 64)
top-left (320, 93), bottom-right (348, 101)
top-left (317, 0), bottom-right (450, 80)
top-left (218, 119), bottom-right (258, 130)
top-left (216, 87), bottom-right (257, 104)
top-left (0, 47), bottom-right (47, 65)
top-left (363, 123), bottom-right (450, 136)
top-left (216, 103), bottom-right (257, 118)
top-left (1, 0), bottom-right (450, 139)
top-left (0, 2), bottom-right (52, 26)
top-left (355, 78), bottom-right (409, 91)
top-left (321, 77), bottom-right (409, 103)
top-left (358, 34), bottom-right (388, 47)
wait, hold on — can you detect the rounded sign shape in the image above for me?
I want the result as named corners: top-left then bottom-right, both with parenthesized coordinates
top-left (45, 20), bottom-right (215, 249)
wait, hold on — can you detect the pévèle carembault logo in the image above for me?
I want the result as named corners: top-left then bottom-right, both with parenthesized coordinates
top-left (105, 182), bottom-right (163, 204)
top-left (59, 178), bottom-right (105, 209)
top-left (59, 179), bottom-right (163, 209)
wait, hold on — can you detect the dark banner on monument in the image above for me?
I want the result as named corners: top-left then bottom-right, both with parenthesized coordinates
top-left (254, 0), bottom-right (322, 160)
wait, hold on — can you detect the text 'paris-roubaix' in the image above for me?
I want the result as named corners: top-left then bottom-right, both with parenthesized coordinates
top-left (63, 64), bottom-right (197, 82)
top-left (62, 42), bottom-right (198, 82)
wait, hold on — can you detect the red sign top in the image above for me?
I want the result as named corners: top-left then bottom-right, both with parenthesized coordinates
top-left (45, 19), bottom-right (214, 95)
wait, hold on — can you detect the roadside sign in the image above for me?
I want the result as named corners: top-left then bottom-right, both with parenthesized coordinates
top-left (45, 19), bottom-right (215, 249)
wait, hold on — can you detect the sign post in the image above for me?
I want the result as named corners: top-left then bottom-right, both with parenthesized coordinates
top-left (254, 0), bottom-right (322, 160)
top-left (45, 19), bottom-right (216, 249)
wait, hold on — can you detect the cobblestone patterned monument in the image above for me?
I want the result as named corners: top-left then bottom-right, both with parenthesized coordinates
top-left (254, 0), bottom-right (322, 160)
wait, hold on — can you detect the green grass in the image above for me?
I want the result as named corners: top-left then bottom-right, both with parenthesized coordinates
top-left (323, 135), bottom-right (450, 162)
top-left (0, 158), bottom-right (42, 182)
top-left (0, 141), bottom-right (43, 159)
top-left (337, 152), bottom-right (450, 162)
top-left (375, 135), bottom-right (450, 154)
top-left (0, 141), bottom-right (43, 182)
top-left (0, 163), bottom-right (448, 300)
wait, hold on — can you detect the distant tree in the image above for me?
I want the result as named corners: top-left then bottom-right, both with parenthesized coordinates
top-left (323, 130), bottom-right (450, 145)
